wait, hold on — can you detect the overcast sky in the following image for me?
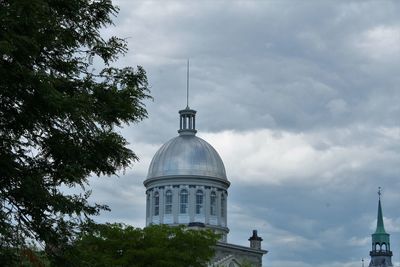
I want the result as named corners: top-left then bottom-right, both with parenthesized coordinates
top-left (89, 1), bottom-right (400, 266)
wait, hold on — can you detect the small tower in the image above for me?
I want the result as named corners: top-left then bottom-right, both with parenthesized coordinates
top-left (178, 107), bottom-right (197, 135)
top-left (249, 230), bottom-right (263, 250)
top-left (369, 188), bottom-right (393, 267)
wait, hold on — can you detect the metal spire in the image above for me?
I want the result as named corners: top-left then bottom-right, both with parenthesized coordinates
top-left (186, 59), bottom-right (189, 109)
top-left (362, 258), bottom-right (364, 267)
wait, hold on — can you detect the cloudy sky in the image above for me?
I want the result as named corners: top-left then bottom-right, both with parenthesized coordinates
top-left (88, 1), bottom-right (400, 266)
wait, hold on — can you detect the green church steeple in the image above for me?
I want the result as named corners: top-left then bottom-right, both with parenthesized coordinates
top-left (369, 187), bottom-right (393, 267)
top-left (371, 188), bottom-right (390, 245)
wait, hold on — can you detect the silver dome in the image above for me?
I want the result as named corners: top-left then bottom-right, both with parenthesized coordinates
top-left (147, 135), bottom-right (227, 180)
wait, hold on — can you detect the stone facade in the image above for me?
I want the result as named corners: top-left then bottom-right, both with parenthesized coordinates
top-left (210, 232), bottom-right (267, 267)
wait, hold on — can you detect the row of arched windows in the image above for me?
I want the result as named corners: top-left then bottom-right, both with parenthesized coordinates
top-left (374, 242), bottom-right (389, 252)
top-left (151, 189), bottom-right (226, 217)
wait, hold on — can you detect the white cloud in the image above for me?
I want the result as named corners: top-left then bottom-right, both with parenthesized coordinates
top-left (228, 204), bottom-right (321, 252)
top-left (356, 26), bottom-right (400, 61)
top-left (201, 126), bottom-right (399, 186)
top-left (125, 141), bottom-right (161, 176)
top-left (348, 236), bottom-right (369, 247)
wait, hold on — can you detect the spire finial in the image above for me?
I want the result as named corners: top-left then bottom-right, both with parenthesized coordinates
top-left (362, 258), bottom-right (364, 267)
top-left (378, 187), bottom-right (381, 199)
top-left (186, 59), bottom-right (189, 109)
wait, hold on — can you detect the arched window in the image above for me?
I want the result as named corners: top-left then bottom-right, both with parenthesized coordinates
top-left (221, 193), bottom-right (226, 218)
top-left (154, 192), bottom-right (159, 216)
top-left (165, 190), bottom-right (172, 214)
top-left (196, 190), bottom-right (204, 214)
top-left (375, 243), bottom-right (380, 251)
top-left (382, 243), bottom-right (387, 251)
top-left (210, 191), bottom-right (216, 216)
top-left (180, 189), bottom-right (188, 214)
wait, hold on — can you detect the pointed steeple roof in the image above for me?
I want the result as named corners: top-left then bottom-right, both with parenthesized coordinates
top-left (374, 197), bottom-right (387, 234)
top-left (371, 187), bottom-right (390, 247)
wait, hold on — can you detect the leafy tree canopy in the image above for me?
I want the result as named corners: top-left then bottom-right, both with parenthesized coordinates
top-left (0, 0), bottom-right (150, 264)
top-left (65, 224), bottom-right (219, 267)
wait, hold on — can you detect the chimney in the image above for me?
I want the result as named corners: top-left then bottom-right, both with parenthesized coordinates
top-left (248, 230), bottom-right (263, 250)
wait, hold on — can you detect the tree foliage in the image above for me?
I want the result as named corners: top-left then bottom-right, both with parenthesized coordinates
top-left (0, 0), bottom-right (150, 263)
top-left (65, 224), bottom-right (219, 267)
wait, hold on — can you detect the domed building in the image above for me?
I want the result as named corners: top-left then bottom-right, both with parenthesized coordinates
top-left (144, 106), bottom-right (267, 267)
